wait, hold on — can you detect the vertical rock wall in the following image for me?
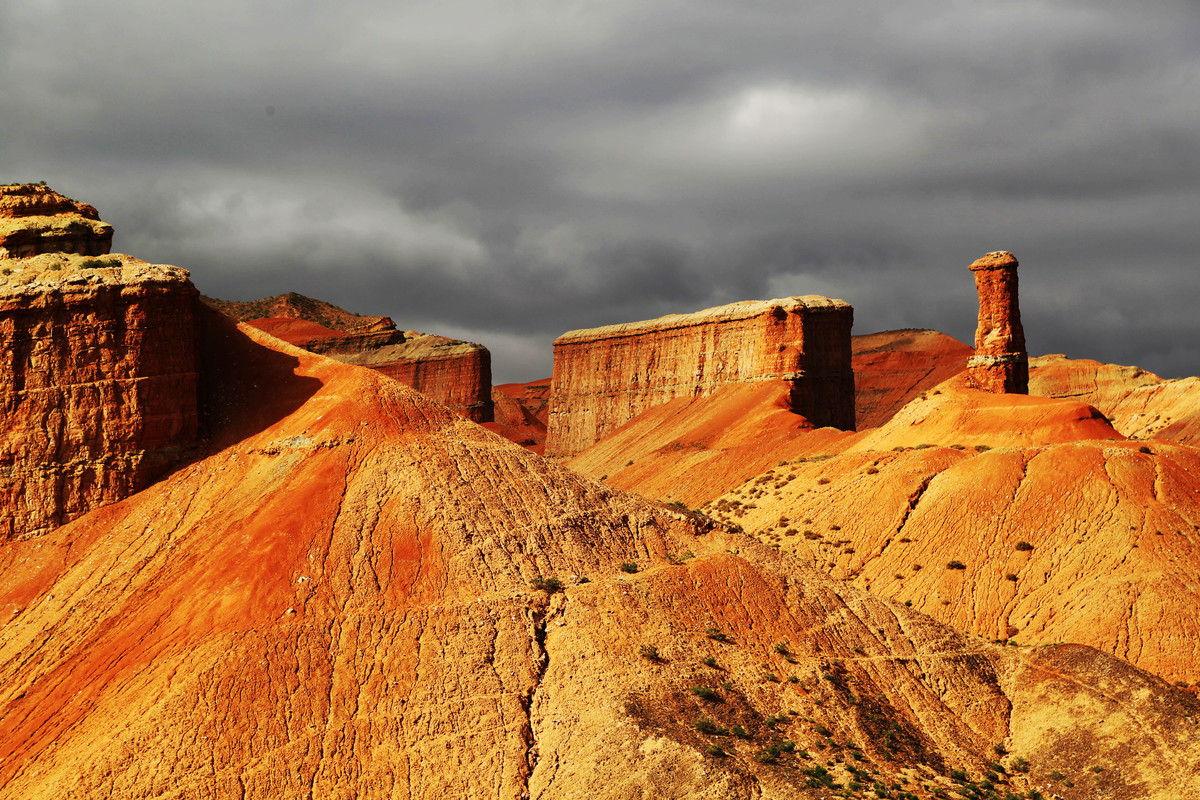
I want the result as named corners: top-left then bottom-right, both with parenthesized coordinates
top-left (0, 259), bottom-right (200, 539)
top-left (545, 296), bottom-right (854, 458)
top-left (967, 251), bottom-right (1028, 394)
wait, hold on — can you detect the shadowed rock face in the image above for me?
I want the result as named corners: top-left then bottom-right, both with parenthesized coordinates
top-left (967, 251), bottom-right (1027, 394)
top-left (0, 185), bottom-right (114, 259)
top-left (545, 296), bottom-right (855, 458)
top-left (0, 255), bottom-right (200, 540)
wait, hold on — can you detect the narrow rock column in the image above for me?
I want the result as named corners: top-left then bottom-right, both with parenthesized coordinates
top-left (967, 250), bottom-right (1027, 393)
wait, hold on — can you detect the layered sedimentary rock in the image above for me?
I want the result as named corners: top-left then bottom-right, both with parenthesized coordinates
top-left (967, 251), bottom-right (1027, 393)
top-left (1030, 354), bottom-right (1200, 444)
top-left (852, 329), bottom-right (973, 428)
top-left (0, 254), bottom-right (199, 539)
top-left (203, 291), bottom-right (393, 334)
top-left (3, 318), bottom-right (1197, 798)
top-left (545, 296), bottom-right (855, 458)
top-left (213, 293), bottom-right (494, 423)
top-left (488, 380), bottom-right (551, 452)
top-left (0, 184), bottom-right (113, 258)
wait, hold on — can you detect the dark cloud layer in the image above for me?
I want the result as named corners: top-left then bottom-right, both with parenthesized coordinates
top-left (3, 1), bottom-right (1198, 381)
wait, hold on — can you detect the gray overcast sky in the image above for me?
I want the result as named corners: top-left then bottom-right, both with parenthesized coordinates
top-left (3, 0), bottom-right (1198, 382)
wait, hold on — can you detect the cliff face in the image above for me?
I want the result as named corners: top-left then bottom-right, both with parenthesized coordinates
top-left (0, 185), bottom-right (113, 259)
top-left (338, 333), bottom-right (493, 423)
top-left (0, 254), bottom-right (200, 539)
top-left (218, 294), bottom-right (494, 423)
top-left (545, 296), bottom-right (855, 458)
top-left (967, 251), bottom-right (1028, 393)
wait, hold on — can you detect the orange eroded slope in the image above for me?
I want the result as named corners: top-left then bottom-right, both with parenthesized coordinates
top-left (702, 382), bottom-right (1200, 684)
top-left (3, 321), bottom-right (1197, 798)
top-left (852, 330), bottom-right (973, 428)
top-left (1031, 354), bottom-right (1200, 444)
top-left (566, 381), bottom-right (855, 508)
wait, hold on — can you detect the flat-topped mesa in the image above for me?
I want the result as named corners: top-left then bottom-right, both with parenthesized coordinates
top-left (967, 250), bottom-right (1028, 394)
top-left (545, 295), bottom-right (855, 458)
top-left (219, 294), bottom-right (494, 423)
top-left (0, 184), bottom-right (114, 259)
top-left (0, 254), bottom-right (201, 539)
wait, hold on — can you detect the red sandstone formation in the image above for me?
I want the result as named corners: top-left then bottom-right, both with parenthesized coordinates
top-left (0, 184), bottom-right (113, 258)
top-left (852, 329), bottom-right (973, 428)
top-left (488, 380), bottom-right (551, 452)
top-left (967, 251), bottom-right (1027, 393)
top-left (3, 318), bottom-right (1196, 798)
top-left (545, 296), bottom-right (855, 458)
top-left (0, 253), bottom-right (200, 539)
top-left (203, 291), bottom-right (393, 333)
top-left (211, 293), bottom-right (494, 423)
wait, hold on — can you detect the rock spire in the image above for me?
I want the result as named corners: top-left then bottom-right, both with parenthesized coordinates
top-left (967, 250), bottom-right (1027, 393)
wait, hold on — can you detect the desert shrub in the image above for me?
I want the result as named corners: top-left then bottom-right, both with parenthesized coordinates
top-left (1139, 445), bottom-right (1153, 454)
top-left (1006, 573), bottom-right (1018, 581)
top-left (1011, 756), bottom-right (1030, 773)
top-left (764, 672), bottom-right (779, 682)
top-left (529, 576), bottom-right (563, 593)
top-left (706, 627), bottom-right (730, 642)
top-left (1015, 541), bottom-right (1034, 552)
top-left (947, 560), bottom-right (966, 570)
top-left (950, 768), bottom-right (968, 781)
top-left (620, 562), bottom-right (638, 574)
top-left (773, 642), bottom-right (790, 655)
top-left (706, 744), bottom-right (726, 757)
top-left (975, 444), bottom-right (992, 452)
top-left (866, 466), bottom-right (879, 474)
top-left (701, 656), bottom-right (718, 668)
top-left (694, 716), bottom-right (718, 734)
top-left (639, 644), bottom-right (660, 661)
top-left (732, 725), bottom-right (751, 739)
top-left (691, 686), bottom-right (721, 702)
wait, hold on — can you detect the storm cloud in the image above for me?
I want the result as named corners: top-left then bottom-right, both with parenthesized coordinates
top-left (3, 0), bottom-right (1198, 381)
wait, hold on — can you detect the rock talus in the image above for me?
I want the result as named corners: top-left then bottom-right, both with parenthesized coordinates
top-left (545, 296), bottom-right (855, 458)
top-left (967, 251), bottom-right (1027, 393)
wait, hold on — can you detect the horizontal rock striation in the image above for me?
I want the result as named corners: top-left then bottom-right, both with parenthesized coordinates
top-left (545, 296), bottom-right (855, 458)
top-left (229, 300), bottom-right (495, 423)
top-left (0, 184), bottom-right (113, 259)
top-left (334, 333), bottom-right (493, 423)
top-left (967, 251), bottom-right (1027, 393)
top-left (0, 255), bottom-right (200, 539)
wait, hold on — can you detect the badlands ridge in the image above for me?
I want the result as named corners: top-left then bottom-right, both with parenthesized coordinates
top-left (1, 185), bottom-right (1198, 799)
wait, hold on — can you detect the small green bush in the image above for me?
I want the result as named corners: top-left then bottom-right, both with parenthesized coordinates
top-left (691, 686), bottom-right (721, 702)
top-left (639, 644), bottom-right (660, 661)
top-left (701, 656), bottom-right (718, 668)
top-left (620, 562), bottom-right (638, 574)
top-left (705, 627), bottom-right (730, 642)
top-left (529, 576), bottom-right (564, 593)
top-left (694, 716), bottom-right (718, 734)
top-left (706, 744), bottom-right (726, 757)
